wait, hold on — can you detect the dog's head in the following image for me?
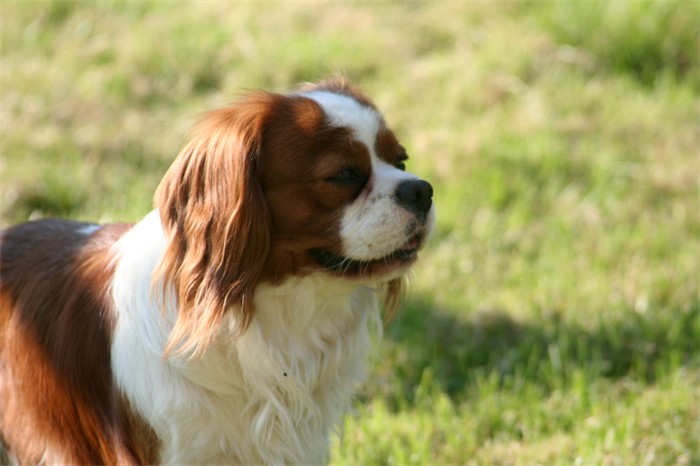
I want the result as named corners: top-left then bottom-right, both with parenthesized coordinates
top-left (155, 78), bottom-right (434, 354)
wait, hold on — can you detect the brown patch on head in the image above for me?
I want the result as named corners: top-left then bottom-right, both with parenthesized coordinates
top-left (257, 94), bottom-right (373, 281)
top-left (375, 125), bottom-right (408, 167)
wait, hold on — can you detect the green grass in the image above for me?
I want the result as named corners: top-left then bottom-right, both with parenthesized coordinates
top-left (2, 1), bottom-right (699, 464)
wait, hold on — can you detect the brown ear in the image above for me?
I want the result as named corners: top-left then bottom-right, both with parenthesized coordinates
top-left (383, 277), bottom-right (404, 323)
top-left (154, 94), bottom-right (274, 357)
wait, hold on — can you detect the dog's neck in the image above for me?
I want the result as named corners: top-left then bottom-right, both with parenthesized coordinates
top-left (172, 276), bottom-right (382, 400)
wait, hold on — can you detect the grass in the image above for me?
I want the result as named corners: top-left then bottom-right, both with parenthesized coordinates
top-left (2, 1), bottom-right (699, 464)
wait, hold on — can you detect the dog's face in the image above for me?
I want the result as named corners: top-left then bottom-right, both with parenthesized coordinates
top-left (155, 79), bottom-right (434, 353)
top-left (259, 84), bottom-right (435, 282)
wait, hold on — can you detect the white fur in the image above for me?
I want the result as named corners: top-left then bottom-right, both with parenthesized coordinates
top-left (339, 159), bottom-right (433, 261)
top-left (301, 91), bottom-right (381, 151)
top-left (110, 211), bottom-right (382, 464)
top-left (77, 223), bottom-right (101, 236)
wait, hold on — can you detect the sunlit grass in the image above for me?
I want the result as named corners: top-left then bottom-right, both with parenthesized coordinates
top-left (2, 1), bottom-right (698, 464)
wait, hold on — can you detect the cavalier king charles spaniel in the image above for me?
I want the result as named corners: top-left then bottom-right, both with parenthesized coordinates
top-left (0, 78), bottom-right (434, 464)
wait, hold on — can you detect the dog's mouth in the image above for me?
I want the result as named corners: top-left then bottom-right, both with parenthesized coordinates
top-left (310, 233), bottom-right (424, 277)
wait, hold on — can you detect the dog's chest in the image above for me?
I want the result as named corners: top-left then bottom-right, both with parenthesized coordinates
top-left (158, 283), bottom-right (381, 464)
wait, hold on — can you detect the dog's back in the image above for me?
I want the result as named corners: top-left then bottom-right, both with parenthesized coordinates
top-left (0, 220), bottom-right (155, 464)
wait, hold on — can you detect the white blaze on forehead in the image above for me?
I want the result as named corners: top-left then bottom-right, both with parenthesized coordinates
top-left (301, 91), bottom-right (382, 152)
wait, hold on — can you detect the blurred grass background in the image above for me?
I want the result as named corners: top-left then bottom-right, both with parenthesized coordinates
top-left (1, 1), bottom-right (699, 464)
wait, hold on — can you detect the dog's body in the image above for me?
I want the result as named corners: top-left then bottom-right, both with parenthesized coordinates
top-left (0, 79), bottom-right (434, 464)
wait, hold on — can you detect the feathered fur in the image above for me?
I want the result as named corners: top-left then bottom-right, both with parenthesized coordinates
top-left (0, 78), bottom-right (434, 464)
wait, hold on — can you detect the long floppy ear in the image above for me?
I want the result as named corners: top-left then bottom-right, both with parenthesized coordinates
top-left (154, 94), bottom-right (274, 357)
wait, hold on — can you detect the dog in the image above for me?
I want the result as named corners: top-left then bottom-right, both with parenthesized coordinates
top-left (0, 78), bottom-right (434, 464)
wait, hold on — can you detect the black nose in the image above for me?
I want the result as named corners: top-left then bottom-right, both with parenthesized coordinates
top-left (395, 179), bottom-right (433, 220)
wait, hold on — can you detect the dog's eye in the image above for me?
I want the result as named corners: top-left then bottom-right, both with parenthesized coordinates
top-left (395, 147), bottom-right (408, 171)
top-left (328, 168), bottom-right (361, 183)
top-left (395, 154), bottom-right (408, 171)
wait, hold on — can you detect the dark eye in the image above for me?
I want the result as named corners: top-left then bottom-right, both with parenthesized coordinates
top-left (395, 153), bottom-right (408, 171)
top-left (328, 168), bottom-right (361, 183)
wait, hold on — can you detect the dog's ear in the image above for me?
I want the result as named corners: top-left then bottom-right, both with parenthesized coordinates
top-left (154, 94), bottom-right (275, 357)
top-left (383, 277), bottom-right (404, 323)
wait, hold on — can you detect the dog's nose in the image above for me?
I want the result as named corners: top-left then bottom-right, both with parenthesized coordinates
top-left (395, 179), bottom-right (433, 219)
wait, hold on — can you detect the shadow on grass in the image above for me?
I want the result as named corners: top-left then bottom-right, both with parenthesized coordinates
top-left (378, 296), bottom-right (699, 407)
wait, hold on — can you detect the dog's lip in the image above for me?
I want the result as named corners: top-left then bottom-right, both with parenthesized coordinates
top-left (310, 232), bottom-right (424, 275)
top-left (398, 234), bottom-right (421, 252)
